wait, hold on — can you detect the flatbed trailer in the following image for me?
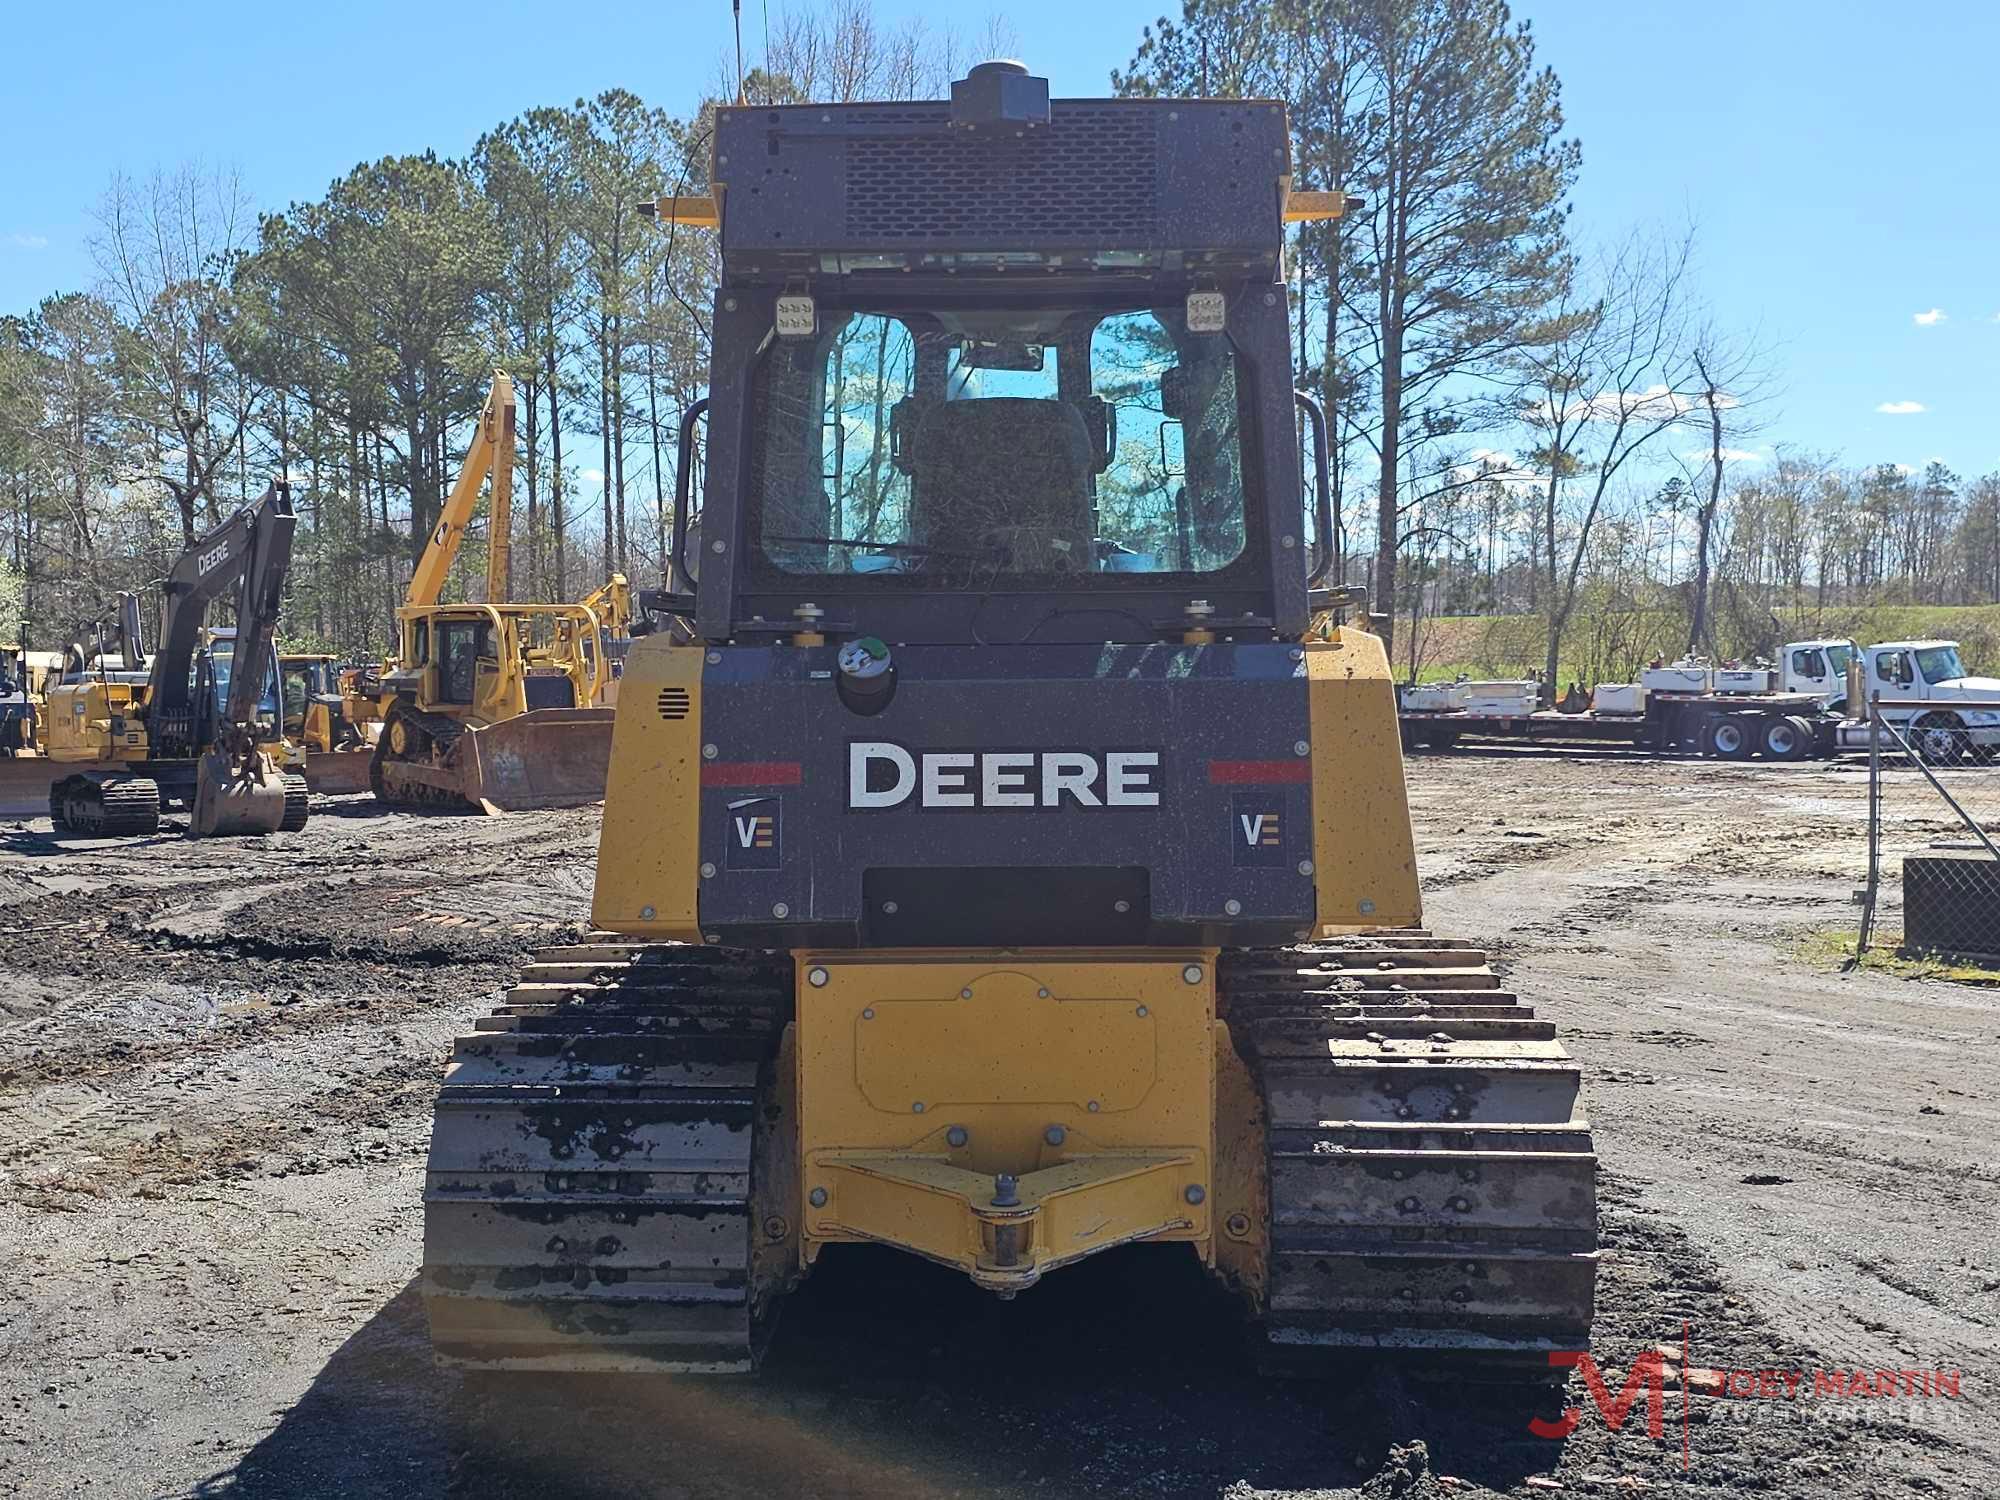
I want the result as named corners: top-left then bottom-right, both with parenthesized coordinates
top-left (1400, 690), bottom-right (1844, 760)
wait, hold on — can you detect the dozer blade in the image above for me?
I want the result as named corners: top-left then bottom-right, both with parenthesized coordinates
top-left (449, 707), bottom-right (615, 813)
top-left (191, 747), bottom-right (289, 837)
top-left (302, 749), bottom-right (374, 795)
top-left (0, 757), bottom-right (67, 820)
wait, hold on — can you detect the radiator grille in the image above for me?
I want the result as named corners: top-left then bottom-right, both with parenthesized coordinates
top-left (845, 108), bottom-right (1159, 242)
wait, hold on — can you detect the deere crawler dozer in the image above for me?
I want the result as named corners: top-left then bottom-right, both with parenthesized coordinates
top-left (367, 372), bottom-right (626, 813)
top-left (43, 483), bottom-right (309, 837)
top-left (421, 64), bottom-right (1598, 1373)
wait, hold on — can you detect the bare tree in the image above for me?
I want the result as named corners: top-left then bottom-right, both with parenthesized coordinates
top-left (1682, 321), bottom-right (1774, 651)
top-left (91, 164), bottom-right (260, 546)
top-left (1512, 229), bottom-right (1699, 697)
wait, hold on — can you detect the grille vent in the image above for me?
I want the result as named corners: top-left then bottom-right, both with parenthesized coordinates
top-left (656, 687), bottom-right (691, 721)
top-left (845, 107), bottom-right (1159, 242)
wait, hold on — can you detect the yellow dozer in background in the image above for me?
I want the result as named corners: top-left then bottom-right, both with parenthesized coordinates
top-left (280, 652), bottom-right (374, 794)
top-left (366, 371), bottom-right (627, 812)
top-left (420, 67), bottom-right (1596, 1375)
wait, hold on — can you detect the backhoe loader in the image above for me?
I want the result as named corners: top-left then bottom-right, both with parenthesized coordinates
top-left (421, 64), bottom-right (1597, 1373)
top-left (365, 371), bottom-right (627, 812)
top-left (44, 482), bottom-right (309, 836)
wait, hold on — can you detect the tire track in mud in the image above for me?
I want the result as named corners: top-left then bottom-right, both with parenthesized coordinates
top-left (0, 813), bottom-right (599, 1210)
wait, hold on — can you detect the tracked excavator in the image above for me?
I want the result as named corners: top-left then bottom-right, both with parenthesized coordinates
top-left (422, 64), bottom-right (1598, 1374)
top-left (44, 482), bottom-right (309, 836)
top-left (367, 371), bottom-right (627, 812)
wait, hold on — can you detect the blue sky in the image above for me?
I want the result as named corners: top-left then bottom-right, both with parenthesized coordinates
top-left (3, 0), bottom-right (1995, 480)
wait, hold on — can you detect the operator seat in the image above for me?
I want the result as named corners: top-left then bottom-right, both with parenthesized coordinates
top-left (912, 397), bottom-right (1095, 572)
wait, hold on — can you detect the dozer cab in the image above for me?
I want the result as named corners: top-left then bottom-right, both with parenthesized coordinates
top-left (422, 64), bottom-right (1597, 1374)
top-left (367, 372), bottom-right (624, 812)
top-left (44, 483), bottom-right (309, 837)
top-left (281, 653), bottom-right (359, 753)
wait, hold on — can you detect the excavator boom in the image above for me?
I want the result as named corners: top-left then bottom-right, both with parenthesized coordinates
top-left (405, 373), bottom-right (515, 612)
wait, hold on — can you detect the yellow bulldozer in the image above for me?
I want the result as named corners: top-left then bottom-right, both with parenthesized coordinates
top-left (278, 651), bottom-right (376, 794)
top-left (420, 65), bottom-right (1597, 1374)
top-left (365, 371), bottom-right (627, 812)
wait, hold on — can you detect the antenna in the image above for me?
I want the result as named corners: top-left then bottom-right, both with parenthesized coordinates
top-left (734, 0), bottom-right (745, 104)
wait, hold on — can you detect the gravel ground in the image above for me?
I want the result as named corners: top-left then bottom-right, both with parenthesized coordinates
top-left (0, 750), bottom-right (1993, 1498)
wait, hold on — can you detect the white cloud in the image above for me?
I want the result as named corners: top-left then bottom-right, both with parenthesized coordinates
top-left (1876, 400), bottom-right (1926, 415)
top-left (4, 232), bottom-right (48, 250)
top-left (580, 467), bottom-right (605, 483)
top-left (1893, 463), bottom-right (1918, 476)
top-left (1540, 384), bottom-right (1740, 426)
top-left (1913, 308), bottom-right (1947, 326)
top-left (1681, 447), bottom-right (1763, 464)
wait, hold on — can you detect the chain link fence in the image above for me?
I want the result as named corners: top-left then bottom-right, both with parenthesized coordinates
top-left (1857, 701), bottom-right (2000, 961)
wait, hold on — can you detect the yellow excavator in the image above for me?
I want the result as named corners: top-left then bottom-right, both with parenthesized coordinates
top-left (365, 371), bottom-right (626, 811)
top-left (420, 65), bottom-right (1596, 1373)
top-left (43, 482), bottom-right (309, 836)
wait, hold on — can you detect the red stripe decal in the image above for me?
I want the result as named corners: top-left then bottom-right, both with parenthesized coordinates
top-left (1208, 759), bottom-right (1310, 784)
top-left (701, 761), bottom-right (803, 787)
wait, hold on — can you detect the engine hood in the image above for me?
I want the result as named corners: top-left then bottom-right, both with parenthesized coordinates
top-left (1931, 676), bottom-right (2000, 697)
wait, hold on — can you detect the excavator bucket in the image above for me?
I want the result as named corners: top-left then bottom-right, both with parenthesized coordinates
top-left (191, 747), bottom-right (294, 837)
top-left (450, 707), bottom-right (616, 813)
top-left (0, 758), bottom-right (67, 821)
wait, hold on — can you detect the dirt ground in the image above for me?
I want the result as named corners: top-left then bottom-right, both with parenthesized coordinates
top-left (0, 750), bottom-right (1994, 1499)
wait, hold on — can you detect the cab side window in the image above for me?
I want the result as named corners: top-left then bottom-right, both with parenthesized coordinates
top-left (1791, 649), bottom-right (1824, 679)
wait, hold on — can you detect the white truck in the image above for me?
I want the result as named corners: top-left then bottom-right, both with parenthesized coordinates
top-left (1850, 640), bottom-right (2000, 761)
top-left (1399, 637), bottom-right (1998, 763)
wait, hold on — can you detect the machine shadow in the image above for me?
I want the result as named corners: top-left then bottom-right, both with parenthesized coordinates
top-left (0, 827), bottom-right (188, 857)
top-left (188, 1252), bottom-right (1570, 1499)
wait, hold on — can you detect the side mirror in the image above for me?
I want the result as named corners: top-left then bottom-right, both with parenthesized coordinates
top-left (1159, 366), bottom-right (1190, 422)
top-left (1294, 390), bottom-right (1334, 587)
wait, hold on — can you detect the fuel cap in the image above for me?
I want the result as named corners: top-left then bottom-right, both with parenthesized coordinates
top-left (836, 636), bottom-right (895, 714)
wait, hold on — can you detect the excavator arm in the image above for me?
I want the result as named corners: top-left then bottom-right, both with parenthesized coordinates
top-left (407, 372), bottom-right (515, 610)
top-left (147, 483), bottom-right (298, 760)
